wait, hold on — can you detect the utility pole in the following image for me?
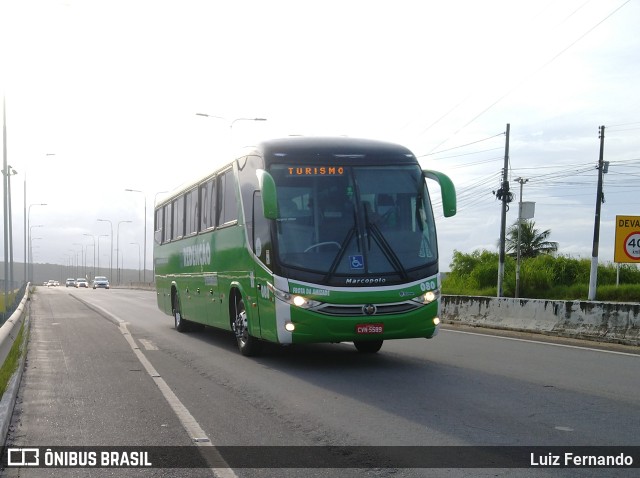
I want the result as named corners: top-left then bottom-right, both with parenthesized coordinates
top-left (3, 98), bottom-right (9, 302)
top-left (588, 125), bottom-right (606, 301)
top-left (497, 123), bottom-right (511, 297)
top-left (515, 177), bottom-right (528, 298)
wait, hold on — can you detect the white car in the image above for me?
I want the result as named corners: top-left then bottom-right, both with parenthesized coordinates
top-left (75, 278), bottom-right (89, 288)
top-left (92, 276), bottom-right (110, 289)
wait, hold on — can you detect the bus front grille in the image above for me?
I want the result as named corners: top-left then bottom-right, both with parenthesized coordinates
top-left (313, 301), bottom-right (421, 317)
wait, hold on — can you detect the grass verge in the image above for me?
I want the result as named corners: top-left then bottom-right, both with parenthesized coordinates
top-left (0, 321), bottom-right (26, 399)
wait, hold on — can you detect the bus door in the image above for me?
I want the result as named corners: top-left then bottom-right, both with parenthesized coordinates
top-left (251, 191), bottom-right (276, 342)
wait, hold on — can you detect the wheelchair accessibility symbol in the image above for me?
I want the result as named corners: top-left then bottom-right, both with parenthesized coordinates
top-left (350, 255), bottom-right (364, 270)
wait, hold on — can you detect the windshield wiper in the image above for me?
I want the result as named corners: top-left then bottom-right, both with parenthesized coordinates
top-left (322, 220), bottom-right (359, 283)
top-left (363, 206), bottom-right (408, 281)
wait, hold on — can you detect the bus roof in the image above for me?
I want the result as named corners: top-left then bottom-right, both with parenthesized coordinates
top-left (156, 136), bottom-right (419, 207)
top-left (252, 136), bottom-right (418, 167)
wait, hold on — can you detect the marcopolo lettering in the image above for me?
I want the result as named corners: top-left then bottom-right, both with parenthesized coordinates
top-left (183, 242), bottom-right (211, 267)
top-left (345, 277), bottom-right (387, 285)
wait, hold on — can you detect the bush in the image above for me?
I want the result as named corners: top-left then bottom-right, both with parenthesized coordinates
top-left (442, 249), bottom-right (640, 301)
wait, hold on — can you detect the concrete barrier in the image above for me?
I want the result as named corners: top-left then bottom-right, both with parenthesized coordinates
top-left (441, 295), bottom-right (640, 346)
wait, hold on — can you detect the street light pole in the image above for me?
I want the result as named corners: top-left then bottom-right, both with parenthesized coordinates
top-left (24, 155), bottom-right (53, 283)
top-left (97, 234), bottom-right (108, 276)
top-left (117, 220), bottom-right (132, 285)
top-left (125, 189), bottom-right (147, 283)
top-left (3, 97), bottom-right (8, 301)
top-left (130, 242), bottom-right (141, 282)
top-left (196, 113), bottom-right (267, 131)
top-left (4, 165), bottom-right (18, 289)
top-left (28, 223), bottom-right (43, 282)
top-left (27, 204), bottom-right (47, 281)
top-left (72, 243), bottom-right (85, 278)
top-left (97, 219), bottom-right (113, 282)
top-left (30, 236), bottom-right (43, 282)
top-left (515, 177), bottom-right (529, 299)
top-left (83, 234), bottom-right (96, 279)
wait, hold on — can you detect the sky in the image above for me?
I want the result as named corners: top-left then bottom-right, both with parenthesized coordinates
top-left (1, 0), bottom-right (639, 280)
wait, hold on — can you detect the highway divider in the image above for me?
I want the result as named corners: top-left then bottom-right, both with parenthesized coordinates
top-left (0, 283), bottom-right (30, 446)
top-left (441, 295), bottom-right (640, 346)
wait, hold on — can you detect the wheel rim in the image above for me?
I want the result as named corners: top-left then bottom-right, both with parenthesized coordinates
top-left (233, 306), bottom-right (248, 345)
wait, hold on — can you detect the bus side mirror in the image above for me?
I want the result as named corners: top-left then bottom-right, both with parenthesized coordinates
top-left (257, 169), bottom-right (278, 219)
top-left (423, 169), bottom-right (457, 217)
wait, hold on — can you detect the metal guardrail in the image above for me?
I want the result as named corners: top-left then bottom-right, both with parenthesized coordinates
top-left (0, 283), bottom-right (30, 448)
top-left (0, 284), bottom-right (30, 372)
top-left (0, 283), bottom-right (27, 326)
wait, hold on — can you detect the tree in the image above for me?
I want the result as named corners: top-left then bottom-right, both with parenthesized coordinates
top-left (505, 220), bottom-right (558, 258)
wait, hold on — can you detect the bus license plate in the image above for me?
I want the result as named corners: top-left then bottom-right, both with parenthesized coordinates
top-left (356, 323), bottom-right (384, 334)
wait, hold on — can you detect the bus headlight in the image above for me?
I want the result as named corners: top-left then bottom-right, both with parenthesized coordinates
top-left (410, 289), bottom-right (440, 305)
top-left (425, 291), bottom-right (437, 302)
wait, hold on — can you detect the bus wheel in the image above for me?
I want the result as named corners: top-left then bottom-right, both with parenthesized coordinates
top-left (354, 340), bottom-right (383, 353)
top-left (173, 293), bottom-right (189, 332)
top-left (233, 299), bottom-right (261, 356)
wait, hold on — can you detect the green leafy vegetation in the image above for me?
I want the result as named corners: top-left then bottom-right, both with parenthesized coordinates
top-left (505, 219), bottom-right (558, 258)
top-left (442, 249), bottom-right (640, 301)
top-left (0, 290), bottom-right (18, 314)
top-left (0, 321), bottom-right (26, 399)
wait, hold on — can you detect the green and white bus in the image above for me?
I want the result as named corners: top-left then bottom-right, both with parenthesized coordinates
top-left (154, 136), bottom-right (456, 355)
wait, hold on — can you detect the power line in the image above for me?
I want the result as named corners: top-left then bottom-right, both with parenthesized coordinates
top-left (445, 157), bottom-right (504, 170)
top-left (423, 0), bottom-right (632, 153)
top-left (427, 147), bottom-right (504, 161)
top-left (419, 132), bottom-right (505, 158)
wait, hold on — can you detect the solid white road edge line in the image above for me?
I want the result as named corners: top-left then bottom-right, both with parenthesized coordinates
top-left (442, 328), bottom-right (640, 357)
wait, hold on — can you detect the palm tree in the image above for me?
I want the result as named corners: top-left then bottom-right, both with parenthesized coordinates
top-left (505, 220), bottom-right (558, 258)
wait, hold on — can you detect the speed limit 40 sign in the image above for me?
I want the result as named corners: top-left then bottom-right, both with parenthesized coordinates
top-left (614, 215), bottom-right (640, 263)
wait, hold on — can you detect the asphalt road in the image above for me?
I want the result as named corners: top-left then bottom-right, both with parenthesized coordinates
top-left (3, 287), bottom-right (639, 477)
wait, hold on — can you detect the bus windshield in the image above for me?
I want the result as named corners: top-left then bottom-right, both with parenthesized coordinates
top-left (271, 164), bottom-right (437, 282)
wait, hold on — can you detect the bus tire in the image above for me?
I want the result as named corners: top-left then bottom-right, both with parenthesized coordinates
top-left (233, 298), bottom-right (261, 356)
top-left (173, 292), bottom-right (190, 333)
top-left (354, 340), bottom-right (383, 353)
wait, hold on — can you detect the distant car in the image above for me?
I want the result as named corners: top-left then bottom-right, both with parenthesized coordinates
top-left (47, 280), bottom-right (56, 287)
top-left (65, 278), bottom-right (76, 287)
top-left (92, 276), bottom-right (110, 289)
top-left (75, 278), bottom-right (89, 288)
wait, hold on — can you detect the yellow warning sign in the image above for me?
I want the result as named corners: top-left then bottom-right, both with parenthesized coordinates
top-left (614, 215), bottom-right (640, 263)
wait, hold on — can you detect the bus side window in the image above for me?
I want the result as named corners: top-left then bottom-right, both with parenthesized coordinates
top-left (154, 208), bottom-right (163, 245)
top-left (185, 188), bottom-right (199, 235)
top-left (200, 178), bottom-right (216, 230)
top-left (163, 202), bottom-right (172, 242)
top-left (172, 195), bottom-right (184, 239)
top-left (218, 169), bottom-right (238, 226)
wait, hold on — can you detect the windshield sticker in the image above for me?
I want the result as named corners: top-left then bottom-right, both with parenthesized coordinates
top-left (349, 255), bottom-right (364, 270)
